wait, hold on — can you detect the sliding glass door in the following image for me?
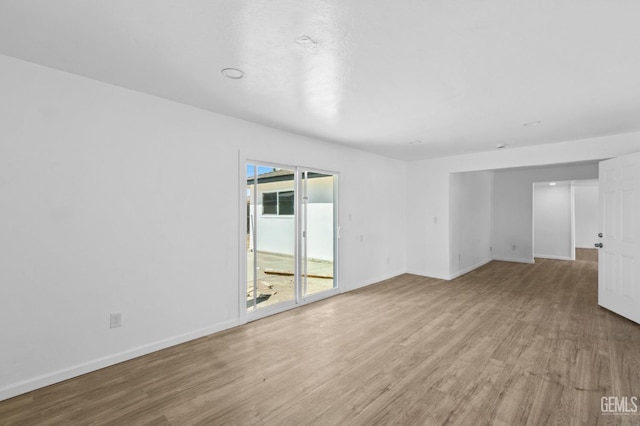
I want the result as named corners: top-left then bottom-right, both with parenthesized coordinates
top-left (246, 163), bottom-right (337, 314)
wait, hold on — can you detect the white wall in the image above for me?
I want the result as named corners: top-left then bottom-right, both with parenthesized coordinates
top-left (449, 171), bottom-right (493, 278)
top-left (533, 183), bottom-right (573, 260)
top-left (406, 160), bottom-right (451, 279)
top-left (0, 54), bottom-right (407, 400)
top-left (406, 133), bottom-right (640, 278)
top-left (574, 184), bottom-right (599, 248)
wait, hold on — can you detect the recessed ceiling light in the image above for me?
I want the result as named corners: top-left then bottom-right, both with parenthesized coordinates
top-left (496, 143), bottom-right (507, 149)
top-left (523, 120), bottom-right (542, 127)
top-left (549, 182), bottom-right (557, 186)
top-left (221, 68), bottom-right (244, 79)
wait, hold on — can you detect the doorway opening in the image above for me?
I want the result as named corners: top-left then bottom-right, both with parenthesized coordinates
top-left (532, 179), bottom-right (599, 262)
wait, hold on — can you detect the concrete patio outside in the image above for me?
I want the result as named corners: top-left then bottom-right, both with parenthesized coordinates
top-left (247, 251), bottom-right (334, 310)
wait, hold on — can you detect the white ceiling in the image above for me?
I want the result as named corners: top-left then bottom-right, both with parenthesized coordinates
top-left (1, 1), bottom-right (639, 160)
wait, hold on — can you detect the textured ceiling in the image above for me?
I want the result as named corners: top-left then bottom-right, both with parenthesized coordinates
top-left (1, 0), bottom-right (639, 160)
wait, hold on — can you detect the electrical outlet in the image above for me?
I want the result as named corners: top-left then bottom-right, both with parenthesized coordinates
top-left (110, 312), bottom-right (122, 328)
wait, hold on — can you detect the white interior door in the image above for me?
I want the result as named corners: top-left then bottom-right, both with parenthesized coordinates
top-left (598, 151), bottom-right (640, 324)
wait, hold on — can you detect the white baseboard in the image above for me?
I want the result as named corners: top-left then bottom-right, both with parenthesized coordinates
top-left (534, 254), bottom-right (573, 261)
top-left (576, 245), bottom-right (597, 250)
top-left (1, 268), bottom-right (412, 402)
top-left (0, 318), bottom-right (240, 402)
top-left (448, 258), bottom-right (492, 280)
top-left (346, 270), bottom-right (406, 291)
top-left (492, 256), bottom-right (535, 264)
top-left (405, 268), bottom-right (449, 281)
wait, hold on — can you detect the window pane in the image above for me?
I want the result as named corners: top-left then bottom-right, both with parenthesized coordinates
top-left (263, 192), bottom-right (277, 215)
top-left (279, 191), bottom-right (294, 215)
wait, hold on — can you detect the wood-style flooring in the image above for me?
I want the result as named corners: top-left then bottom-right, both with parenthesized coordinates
top-left (1, 251), bottom-right (639, 425)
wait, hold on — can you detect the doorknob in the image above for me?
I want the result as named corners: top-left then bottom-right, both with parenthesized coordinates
top-left (598, 233), bottom-right (603, 238)
top-left (595, 243), bottom-right (603, 248)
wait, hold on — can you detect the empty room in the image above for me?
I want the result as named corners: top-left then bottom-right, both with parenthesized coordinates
top-left (1, 1), bottom-right (640, 425)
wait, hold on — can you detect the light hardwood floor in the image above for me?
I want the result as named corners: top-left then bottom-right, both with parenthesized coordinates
top-left (2, 253), bottom-right (639, 425)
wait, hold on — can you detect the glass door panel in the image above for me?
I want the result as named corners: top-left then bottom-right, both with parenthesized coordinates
top-left (246, 164), bottom-right (296, 311)
top-left (301, 171), bottom-right (337, 297)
